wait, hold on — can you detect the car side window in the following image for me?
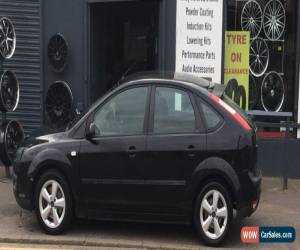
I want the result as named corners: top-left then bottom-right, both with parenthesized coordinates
top-left (199, 99), bottom-right (222, 130)
top-left (153, 87), bottom-right (196, 133)
top-left (93, 87), bottom-right (148, 136)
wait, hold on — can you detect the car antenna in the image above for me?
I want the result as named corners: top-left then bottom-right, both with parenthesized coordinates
top-left (115, 61), bottom-right (138, 89)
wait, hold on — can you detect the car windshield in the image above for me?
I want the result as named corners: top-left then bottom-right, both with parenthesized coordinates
top-left (67, 88), bottom-right (116, 130)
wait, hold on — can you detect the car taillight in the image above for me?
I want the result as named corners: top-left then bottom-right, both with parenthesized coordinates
top-left (211, 94), bottom-right (251, 132)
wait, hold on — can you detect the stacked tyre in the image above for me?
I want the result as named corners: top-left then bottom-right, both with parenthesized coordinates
top-left (0, 17), bottom-right (24, 167)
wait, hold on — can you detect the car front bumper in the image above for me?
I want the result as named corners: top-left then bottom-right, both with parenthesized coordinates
top-left (12, 171), bottom-right (33, 211)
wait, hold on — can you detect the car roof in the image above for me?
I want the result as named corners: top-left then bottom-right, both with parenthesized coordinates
top-left (120, 71), bottom-right (216, 90)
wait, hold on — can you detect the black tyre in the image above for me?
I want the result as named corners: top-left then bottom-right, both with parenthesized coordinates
top-left (234, 86), bottom-right (247, 110)
top-left (34, 170), bottom-right (73, 235)
top-left (225, 79), bottom-right (238, 99)
top-left (194, 181), bottom-right (233, 246)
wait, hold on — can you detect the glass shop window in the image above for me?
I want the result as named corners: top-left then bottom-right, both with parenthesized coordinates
top-left (226, 0), bottom-right (298, 137)
top-left (225, 0), bottom-right (297, 112)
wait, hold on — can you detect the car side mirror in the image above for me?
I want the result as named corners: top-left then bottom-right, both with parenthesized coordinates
top-left (86, 122), bottom-right (96, 140)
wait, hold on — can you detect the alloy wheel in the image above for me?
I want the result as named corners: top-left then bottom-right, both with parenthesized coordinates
top-left (45, 81), bottom-right (74, 129)
top-left (0, 70), bottom-right (20, 112)
top-left (261, 71), bottom-right (284, 112)
top-left (0, 17), bottom-right (16, 59)
top-left (0, 120), bottom-right (24, 167)
top-left (263, 0), bottom-right (285, 41)
top-left (250, 38), bottom-right (269, 77)
top-left (241, 0), bottom-right (263, 39)
top-left (200, 190), bottom-right (228, 240)
top-left (48, 33), bottom-right (68, 72)
top-left (39, 180), bottom-right (66, 229)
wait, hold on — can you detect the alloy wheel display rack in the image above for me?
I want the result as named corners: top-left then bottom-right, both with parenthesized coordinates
top-left (230, 0), bottom-right (287, 112)
top-left (0, 17), bottom-right (24, 178)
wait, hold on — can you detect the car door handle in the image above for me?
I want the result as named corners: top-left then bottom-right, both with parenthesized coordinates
top-left (128, 146), bottom-right (136, 151)
top-left (128, 146), bottom-right (137, 158)
top-left (187, 145), bottom-right (196, 157)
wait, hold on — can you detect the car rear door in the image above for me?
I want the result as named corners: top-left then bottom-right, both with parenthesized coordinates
top-left (141, 85), bottom-right (207, 216)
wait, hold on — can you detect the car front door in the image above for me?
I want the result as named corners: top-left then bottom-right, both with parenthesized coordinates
top-left (78, 86), bottom-right (150, 213)
top-left (142, 85), bottom-right (206, 216)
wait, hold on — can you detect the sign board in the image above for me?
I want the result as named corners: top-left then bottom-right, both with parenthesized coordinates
top-left (224, 31), bottom-right (250, 110)
top-left (176, 0), bottom-right (224, 83)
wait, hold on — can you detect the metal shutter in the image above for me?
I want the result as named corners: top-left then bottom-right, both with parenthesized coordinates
top-left (0, 0), bottom-right (42, 135)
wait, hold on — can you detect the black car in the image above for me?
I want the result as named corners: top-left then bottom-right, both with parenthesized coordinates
top-left (12, 72), bottom-right (261, 246)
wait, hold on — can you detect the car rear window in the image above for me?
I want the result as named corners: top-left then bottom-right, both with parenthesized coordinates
top-left (198, 99), bottom-right (223, 130)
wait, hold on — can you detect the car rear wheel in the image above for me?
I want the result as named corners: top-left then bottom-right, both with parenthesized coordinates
top-left (194, 181), bottom-right (233, 246)
top-left (35, 170), bottom-right (72, 234)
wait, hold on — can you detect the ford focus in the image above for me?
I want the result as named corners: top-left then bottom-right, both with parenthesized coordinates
top-left (12, 72), bottom-right (261, 246)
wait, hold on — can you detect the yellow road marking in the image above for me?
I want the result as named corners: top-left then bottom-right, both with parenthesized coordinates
top-left (0, 248), bottom-right (71, 250)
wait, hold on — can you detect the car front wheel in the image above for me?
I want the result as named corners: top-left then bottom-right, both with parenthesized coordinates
top-left (194, 181), bottom-right (233, 246)
top-left (35, 170), bottom-right (72, 234)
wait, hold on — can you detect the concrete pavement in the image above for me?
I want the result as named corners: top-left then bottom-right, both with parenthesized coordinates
top-left (0, 243), bottom-right (143, 250)
top-left (0, 168), bottom-right (299, 250)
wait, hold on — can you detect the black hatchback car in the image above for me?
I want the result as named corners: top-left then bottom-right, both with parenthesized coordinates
top-left (12, 72), bottom-right (261, 246)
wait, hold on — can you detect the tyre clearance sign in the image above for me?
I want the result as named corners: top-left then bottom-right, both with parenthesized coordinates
top-left (176, 0), bottom-right (224, 83)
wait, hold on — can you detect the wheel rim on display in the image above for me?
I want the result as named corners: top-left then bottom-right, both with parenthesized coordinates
top-left (0, 70), bottom-right (20, 112)
top-left (261, 71), bottom-right (284, 112)
top-left (0, 17), bottom-right (16, 59)
top-left (200, 190), bottom-right (228, 240)
top-left (39, 180), bottom-right (66, 229)
top-left (263, 0), bottom-right (286, 41)
top-left (241, 0), bottom-right (263, 39)
top-left (0, 120), bottom-right (24, 166)
top-left (48, 34), bottom-right (68, 72)
top-left (250, 38), bottom-right (269, 77)
top-left (46, 81), bottom-right (73, 129)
